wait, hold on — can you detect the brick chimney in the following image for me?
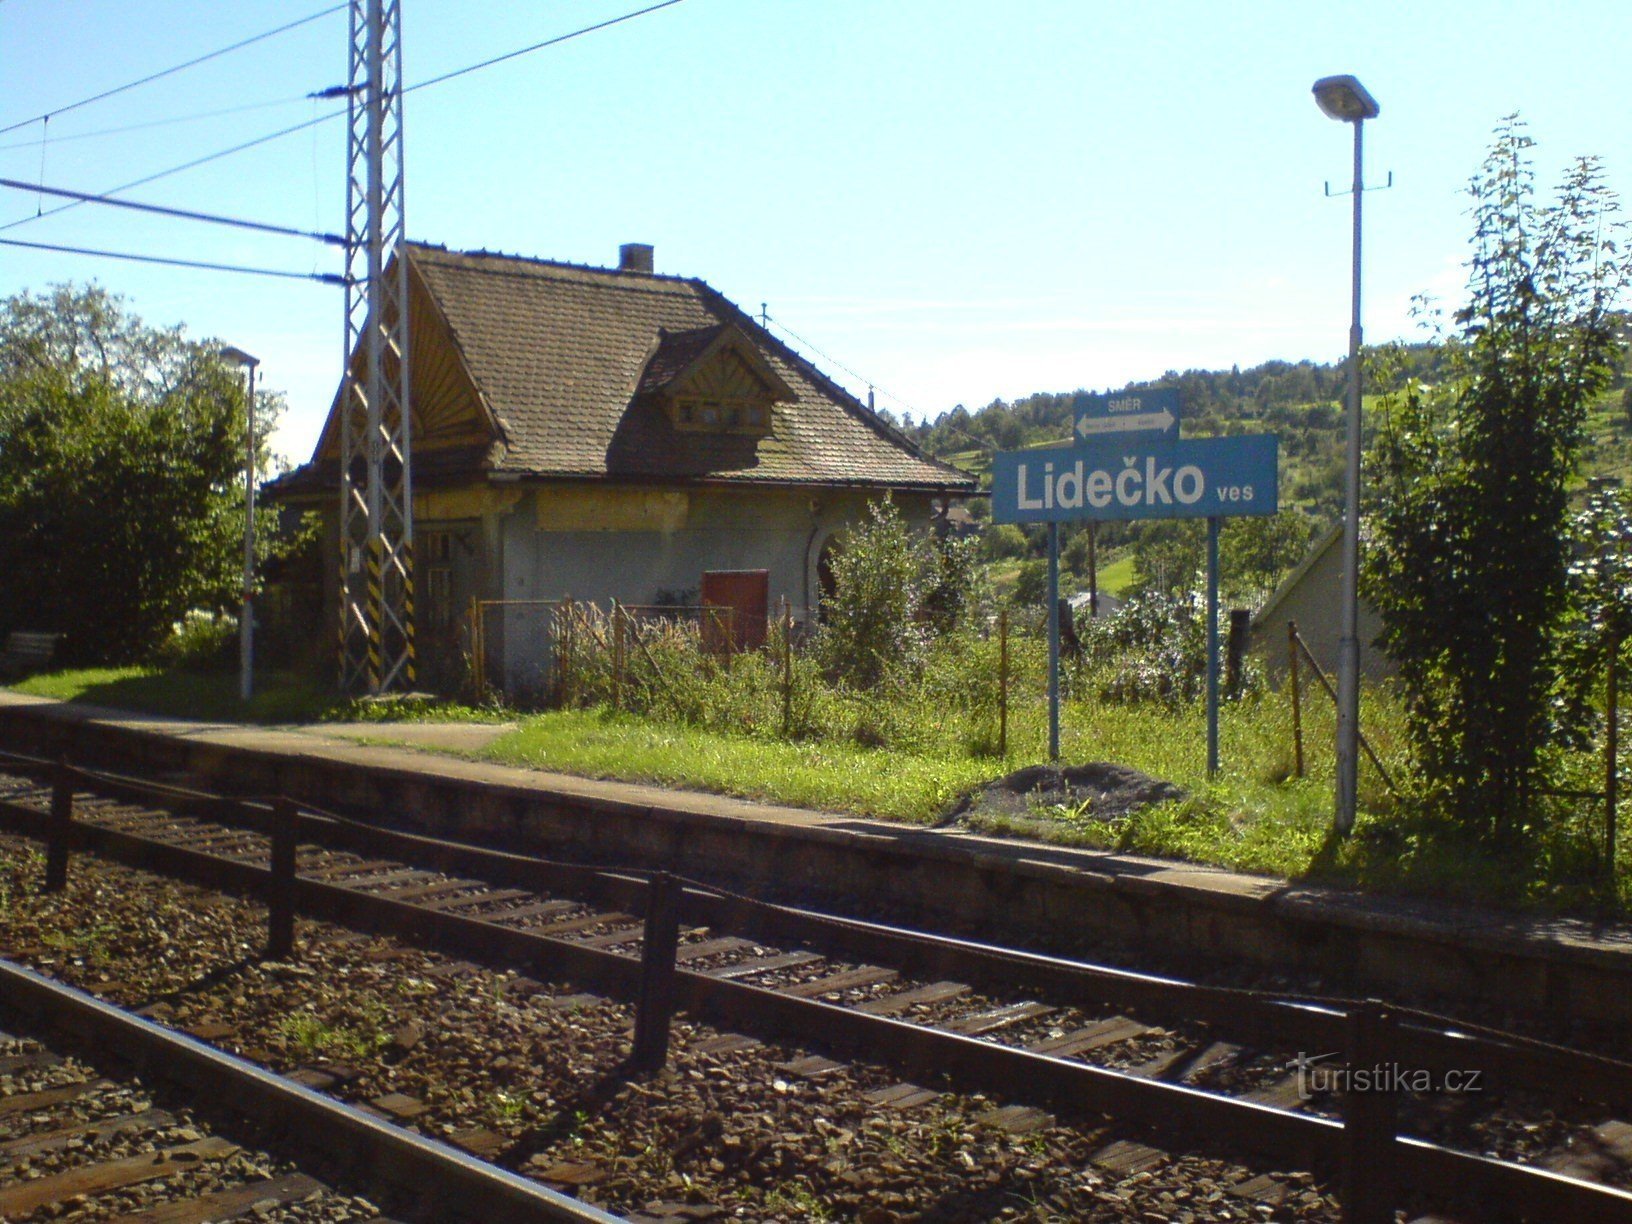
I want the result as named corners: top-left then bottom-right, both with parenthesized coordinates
top-left (618, 243), bottom-right (654, 274)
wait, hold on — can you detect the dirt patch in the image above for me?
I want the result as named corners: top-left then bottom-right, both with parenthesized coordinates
top-left (940, 763), bottom-right (1186, 828)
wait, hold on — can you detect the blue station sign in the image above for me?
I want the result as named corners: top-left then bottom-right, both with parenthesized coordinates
top-left (991, 434), bottom-right (1279, 524)
top-left (1075, 387), bottom-right (1181, 443)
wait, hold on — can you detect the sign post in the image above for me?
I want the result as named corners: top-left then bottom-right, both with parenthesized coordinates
top-left (1206, 516), bottom-right (1221, 777)
top-left (1047, 523), bottom-right (1060, 760)
top-left (993, 389), bottom-right (1277, 773)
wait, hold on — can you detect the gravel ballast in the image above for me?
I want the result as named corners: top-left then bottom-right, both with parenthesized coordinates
top-left (0, 832), bottom-right (1339, 1222)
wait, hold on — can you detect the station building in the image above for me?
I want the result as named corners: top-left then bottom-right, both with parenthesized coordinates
top-left (268, 242), bottom-right (974, 695)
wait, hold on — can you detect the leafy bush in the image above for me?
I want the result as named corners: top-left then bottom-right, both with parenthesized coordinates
top-left (1072, 589), bottom-right (1261, 707)
top-left (816, 498), bottom-right (932, 688)
top-left (150, 611), bottom-right (237, 673)
top-left (1368, 119), bottom-right (1630, 836)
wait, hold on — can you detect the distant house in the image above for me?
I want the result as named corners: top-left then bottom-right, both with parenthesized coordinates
top-left (1067, 589), bottom-right (1123, 620)
top-left (269, 242), bottom-right (975, 694)
top-left (1249, 523), bottom-right (1394, 681)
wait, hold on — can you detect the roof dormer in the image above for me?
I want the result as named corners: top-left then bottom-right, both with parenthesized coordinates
top-left (637, 322), bottom-right (793, 437)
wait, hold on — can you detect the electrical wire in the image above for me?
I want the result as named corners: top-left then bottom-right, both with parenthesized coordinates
top-left (764, 311), bottom-right (926, 420)
top-left (0, 95), bottom-right (318, 154)
top-left (0, 176), bottom-right (344, 244)
top-left (0, 237), bottom-right (347, 284)
top-left (0, 0), bottom-right (688, 236)
top-left (0, 5), bottom-right (345, 137)
top-left (0, 111), bottom-right (345, 233)
top-left (0, 0), bottom-right (688, 253)
top-left (403, 0), bottom-right (689, 96)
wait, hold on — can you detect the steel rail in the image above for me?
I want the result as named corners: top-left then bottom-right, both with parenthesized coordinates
top-left (0, 956), bottom-right (620, 1223)
top-left (6, 745), bottom-right (1632, 1107)
top-left (7, 752), bottom-right (1632, 1221)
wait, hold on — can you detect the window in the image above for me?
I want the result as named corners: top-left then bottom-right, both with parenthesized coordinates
top-left (670, 397), bottom-right (772, 436)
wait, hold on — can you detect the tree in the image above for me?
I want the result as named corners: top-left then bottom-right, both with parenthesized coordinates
top-left (0, 285), bottom-right (277, 663)
top-left (1220, 510), bottom-right (1316, 604)
top-left (1128, 520), bottom-right (1206, 597)
top-left (817, 498), bottom-right (985, 688)
top-left (817, 498), bottom-right (929, 689)
top-left (1367, 119), bottom-right (1630, 836)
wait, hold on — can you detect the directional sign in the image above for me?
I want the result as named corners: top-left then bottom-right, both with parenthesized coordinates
top-left (1075, 387), bottom-right (1181, 443)
top-left (990, 434), bottom-right (1278, 524)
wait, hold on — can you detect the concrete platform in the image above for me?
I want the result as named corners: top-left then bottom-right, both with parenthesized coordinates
top-left (3, 689), bottom-right (1631, 1026)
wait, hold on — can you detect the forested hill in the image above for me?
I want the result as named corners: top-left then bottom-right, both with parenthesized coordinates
top-left (898, 339), bottom-right (1631, 523)
top-left (906, 344), bottom-right (1452, 459)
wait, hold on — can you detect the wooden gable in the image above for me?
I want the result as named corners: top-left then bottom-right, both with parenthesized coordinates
top-left (649, 324), bottom-right (793, 436)
top-left (314, 252), bottom-right (504, 463)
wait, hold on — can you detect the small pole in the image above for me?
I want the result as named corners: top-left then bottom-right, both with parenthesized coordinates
top-left (1225, 609), bottom-right (1250, 698)
top-left (613, 602), bottom-right (626, 713)
top-left (1608, 634), bottom-right (1620, 885)
top-left (1087, 523), bottom-right (1099, 618)
top-left (44, 758), bottom-right (72, 893)
top-left (240, 356), bottom-right (258, 703)
top-left (781, 599), bottom-right (794, 738)
top-left (1047, 521), bottom-right (1060, 761)
top-left (1341, 1000), bottom-right (1398, 1224)
top-left (1206, 516), bottom-right (1221, 778)
top-left (267, 798), bottom-right (298, 959)
top-left (632, 872), bottom-right (682, 1071)
top-left (558, 595), bottom-right (573, 705)
top-left (998, 608), bottom-right (1009, 759)
top-left (1288, 620), bottom-right (1305, 780)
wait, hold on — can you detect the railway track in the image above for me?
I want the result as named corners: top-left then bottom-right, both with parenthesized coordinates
top-left (2, 748), bottom-right (1632, 1222)
top-left (0, 955), bottom-right (617, 1223)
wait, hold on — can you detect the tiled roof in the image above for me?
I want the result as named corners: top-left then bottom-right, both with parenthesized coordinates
top-left (402, 243), bottom-right (973, 491)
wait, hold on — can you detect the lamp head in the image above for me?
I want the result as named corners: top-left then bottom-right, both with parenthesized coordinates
top-left (219, 345), bottom-right (260, 369)
top-left (1312, 75), bottom-right (1379, 122)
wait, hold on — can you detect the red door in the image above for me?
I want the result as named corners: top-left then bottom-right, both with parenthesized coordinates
top-left (700, 570), bottom-right (769, 653)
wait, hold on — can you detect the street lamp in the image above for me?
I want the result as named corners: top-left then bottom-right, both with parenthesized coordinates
top-left (1313, 74), bottom-right (1378, 836)
top-left (219, 346), bottom-right (260, 703)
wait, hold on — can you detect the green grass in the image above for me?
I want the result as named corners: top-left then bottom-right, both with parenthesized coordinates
top-left (471, 683), bottom-right (1401, 839)
top-left (11, 666), bottom-right (339, 723)
top-left (12, 663), bottom-right (1628, 913)
top-left (6, 666), bottom-right (502, 725)
top-left (1096, 554), bottom-right (1135, 595)
top-left (473, 689), bottom-right (1631, 913)
top-left (481, 709), bottom-right (993, 824)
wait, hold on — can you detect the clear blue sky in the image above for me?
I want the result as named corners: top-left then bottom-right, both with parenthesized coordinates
top-left (1, 0), bottom-right (1627, 463)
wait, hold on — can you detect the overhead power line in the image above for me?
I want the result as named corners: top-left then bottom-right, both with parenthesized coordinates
top-left (764, 311), bottom-right (926, 420)
top-left (0, 4), bottom-right (345, 138)
top-left (0, 111), bottom-right (345, 233)
top-left (0, 95), bottom-right (317, 154)
top-left (404, 0), bottom-right (689, 95)
top-left (0, 237), bottom-right (347, 285)
top-left (0, 0), bottom-right (686, 236)
top-left (0, 176), bottom-right (344, 244)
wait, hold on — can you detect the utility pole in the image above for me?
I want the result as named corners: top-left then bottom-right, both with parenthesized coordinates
top-left (338, 0), bottom-right (414, 694)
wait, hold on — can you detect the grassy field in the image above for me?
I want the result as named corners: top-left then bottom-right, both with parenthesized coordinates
top-left (10, 664), bottom-right (1627, 913)
top-left (1096, 554), bottom-right (1135, 595)
top-left (6, 666), bottom-right (504, 726)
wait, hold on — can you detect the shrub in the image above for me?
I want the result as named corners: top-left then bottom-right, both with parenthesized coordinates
top-left (816, 498), bottom-right (934, 689)
top-left (150, 611), bottom-right (237, 673)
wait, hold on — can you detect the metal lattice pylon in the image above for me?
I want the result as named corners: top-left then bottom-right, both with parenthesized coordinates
top-left (338, 0), bottom-right (414, 694)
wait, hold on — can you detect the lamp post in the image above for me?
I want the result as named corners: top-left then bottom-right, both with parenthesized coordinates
top-left (219, 346), bottom-right (260, 703)
top-left (1312, 74), bottom-right (1379, 836)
